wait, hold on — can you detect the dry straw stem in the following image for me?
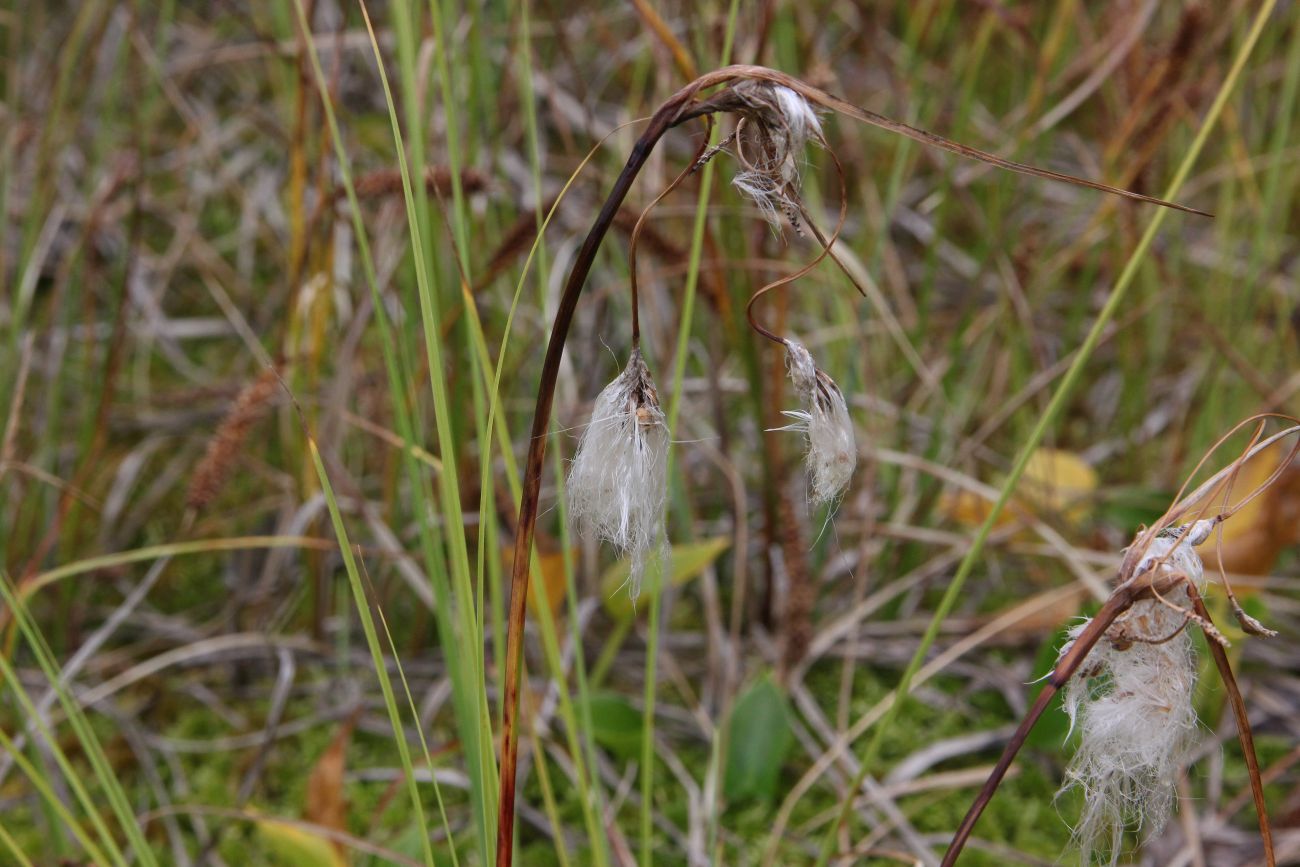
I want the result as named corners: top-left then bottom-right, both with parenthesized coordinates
top-left (495, 64), bottom-right (1200, 867)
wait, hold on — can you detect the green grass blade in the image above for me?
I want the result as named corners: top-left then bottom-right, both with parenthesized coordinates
top-left (305, 437), bottom-right (438, 867)
top-left (0, 576), bottom-right (157, 865)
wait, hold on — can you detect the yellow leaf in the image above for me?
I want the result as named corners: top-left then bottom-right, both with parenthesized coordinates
top-left (1018, 448), bottom-right (1098, 525)
top-left (254, 818), bottom-right (348, 867)
top-left (1197, 444), bottom-right (1300, 587)
top-left (941, 448), bottom-right (1097, 532)
top-left (500, 545), bottom-right (574, 618)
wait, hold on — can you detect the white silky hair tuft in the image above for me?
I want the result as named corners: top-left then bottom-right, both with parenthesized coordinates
top-left (730, 82), bottom-right (823, 230)
top-left (566, 349), bottom-right (668, 600)
top-left (778, 340), bottom-right (856, 506)
top-left (1056, 524), bottom-right (1209, 865)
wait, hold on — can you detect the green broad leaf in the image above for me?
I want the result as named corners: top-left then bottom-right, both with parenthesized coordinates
top-left (723, 674), bottom-right (793, 803)
top-left (585, 691), bottom-right (644, 758)
top-left (601, 536), bottom-right (731, 619)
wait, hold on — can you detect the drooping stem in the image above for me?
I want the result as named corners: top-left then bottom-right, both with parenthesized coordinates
top-left (627, 121), bottom-right (715, 347)
top-left (495, 75), bottom-right (744, 867)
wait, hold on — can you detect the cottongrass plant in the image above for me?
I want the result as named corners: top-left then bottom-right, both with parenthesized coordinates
top-left (1057, 519), bottom-right (1214, 865)
top-left (779, 339), bottom-right (856, 506)
top-left (567, 348), bottom-right (668, 600)
top-left (496, 64), bottom-right (1202, 865)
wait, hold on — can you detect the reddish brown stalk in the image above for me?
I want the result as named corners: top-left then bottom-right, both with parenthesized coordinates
top-left (627, 123), bottom-right (714, 346)
top-left (745, 145), bottom-right (851, 344)
top-left (494, 65), bottom-right (1204, 865)
top-left (1185, 583), bottom-right (1275, 865)
top-left (495, 76), bottom-right (741, 867)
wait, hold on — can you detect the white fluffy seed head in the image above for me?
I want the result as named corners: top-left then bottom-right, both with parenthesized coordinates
top-left (1056, 525), bottom-right (1209, 865)
top-left (730, 82), bottom-right (823, 231)
top-left (566, 350), bottom-right (668, 601)
top-left (778, 341), bottom-right (856, 506)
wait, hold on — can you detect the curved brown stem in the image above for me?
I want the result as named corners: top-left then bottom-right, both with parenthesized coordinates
top-left (744, 144), bottom-right (850, 345)
top-left (495, 77), bottom-right (735, 867)
top-left (628, 120), bottom-right (714, 346)
top-left (1185, 584), bottom-right (1275, 866)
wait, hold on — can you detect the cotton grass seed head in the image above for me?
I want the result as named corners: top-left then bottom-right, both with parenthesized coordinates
top-left (566, 349), bottom-right (668, 601)
top-left (1056, 523), bottom-right (1211, 865)
top-left (730, 82), bottom-right (823, 231)
top-left (778, 340), bottom-right (856, 507)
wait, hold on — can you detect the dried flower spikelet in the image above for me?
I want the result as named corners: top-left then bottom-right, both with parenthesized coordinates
top-left (778, 341), bottom-right (856, 506)
top-left (1056, 524), bottom-right (1209, 865)
top-left (566, 349), bottom-right (668, 600)
top-left (186, 368), bottom-right (279, 511)
top-left (731, 82), bottom-right (823, 230)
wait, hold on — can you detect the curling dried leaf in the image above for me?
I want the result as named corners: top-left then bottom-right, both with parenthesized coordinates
top-left (1199, 443), bottom-right (1300, 582)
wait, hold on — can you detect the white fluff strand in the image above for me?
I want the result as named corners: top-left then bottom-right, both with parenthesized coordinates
top-left (1057, 522), bottom-right (1212, 865)
top-left (566, 349), bottom-right (668, 600)
top-left (730, 82), bottom-right (823, 230)
top-left (778, 340), bottom-right (856, 506)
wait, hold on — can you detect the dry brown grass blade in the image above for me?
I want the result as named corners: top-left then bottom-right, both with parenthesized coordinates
top-left (1184, 582), bottom-right (1275, 866)
top-left (305, 713), bottom-right (359, 856)
top-left (629, 0), bottom-right (697, 81)
top-left (704, 65), bottom-right (1211, 216)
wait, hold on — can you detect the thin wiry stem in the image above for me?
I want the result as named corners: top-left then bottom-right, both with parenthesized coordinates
top-left (496, 78), bottom-right (734, 867)
top-left (627, 121), bottom-right (714, 346)
top-left (1184, 583), bottom-right (1275, 866)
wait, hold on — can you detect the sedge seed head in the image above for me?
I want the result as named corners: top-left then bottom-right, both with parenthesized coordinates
top-left (730, 82), bottom-right (823, 231)
top-left (777, 340), bottom-right (856, 507)
top-left (566, 349), bottom-right (668, 601)
top-left (1056, 525), bottom-right (1209, 865)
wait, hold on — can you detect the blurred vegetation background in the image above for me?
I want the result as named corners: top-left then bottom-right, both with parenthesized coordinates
top-left (2, 1), bottom-right (1299, 864)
